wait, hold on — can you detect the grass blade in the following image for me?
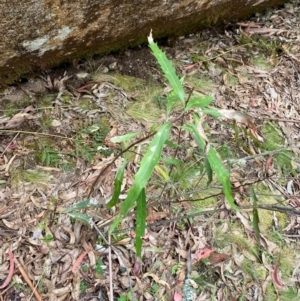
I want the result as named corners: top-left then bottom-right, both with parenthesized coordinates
top-left (251, 187), bottom-right (261, 241)
top-left (204, 158), bottom-right (213, 185)
top-left (251, 187), bottom-right (262, 261)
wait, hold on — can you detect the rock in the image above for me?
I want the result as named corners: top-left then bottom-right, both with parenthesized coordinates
top-left (0, 0), bottom-right (286, 89)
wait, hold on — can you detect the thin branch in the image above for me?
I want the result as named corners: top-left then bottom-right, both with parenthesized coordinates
top-left (0, 133), bottom-right (19, 158)
top-left (0, 129), bottom-right (73, 140)
top-left (14, 257), bottom-right (42, 301)
top-left (110, 203), bottom-right (300, 234)
top-left (87, 131), bottom-right (157, 198)
top-left (108, 233), bottom-right (114, 301)
top-left (228, 148), bottom-right (299, 163)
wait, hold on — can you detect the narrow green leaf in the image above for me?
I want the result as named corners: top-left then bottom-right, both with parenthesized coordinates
top-left (182, 124), bottom-right (206, 151)
top-left (251, 187), bottom-right (262, 261)
top-left (68, 212), bottom-right (92, 227)
top-left (120, 122), bottom-right (171, 216)
top-left (110, 132), bottom-right (139, 143)
top-left (148, 37), bottom-right (185, 104)
top-left (207, 148), bottom-right (237, 210)
top-left (135, 188), bottom-right (147, 258)
top-left (162, 157), bottom-right (182, 166)
top-left (109, 214), bottom-right (123, 234)
top-left (165, 91), bottom-right (180, 116)
top-left (204, 158), bottom-right (213, 185)
top-left (120, 182), bottom-right (141, 216)
top-left (202, 108), bottom-right (223, 117)
top-left (185, 95), bottom-right (213, 111)
top-left (165, 139), bottom-right (179, 148)
top-left (251, 187), bottom-right (260, 240)
top-left (107, 159), bottom-right (127, 209)
top-left (63, 200), bottom-right (92, 213)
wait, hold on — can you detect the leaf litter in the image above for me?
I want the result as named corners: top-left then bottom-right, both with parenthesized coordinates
top-left (0, 1), bottom-right (300, 300)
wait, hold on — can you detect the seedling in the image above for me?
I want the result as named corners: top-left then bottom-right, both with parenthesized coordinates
top-left (67, 32), bottom-right (237, 259)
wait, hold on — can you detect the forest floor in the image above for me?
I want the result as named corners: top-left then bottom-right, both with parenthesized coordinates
top-left (0, 1), bottom-right (300, 300)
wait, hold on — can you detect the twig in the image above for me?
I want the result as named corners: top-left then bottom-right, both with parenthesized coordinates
top-left (87, 131), bottom-right (157, 198)
top-left (108, 233), bottom-right (114, 301)
top-left (90, 220), bottom-right (133, 293)
top-left (28, 270), bottom-right (45, 301)
top-left (157, 88), bottom-right (194, 202)
top-left (0, 129), bottom-right (73, 140)
top-left (110, 203), bottom-right (300, 234)
top-left (257, 116), bottom-right (300, 123)
top-left (227, 148), bottom-right (297, 163)
top-left (0, 133), bottom-right (19, 158)
top-left (14, 257), bottom-right (42, 301)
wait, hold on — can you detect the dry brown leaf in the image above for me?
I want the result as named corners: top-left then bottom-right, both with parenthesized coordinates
top-left (143, 273), bottom-right (171, 289)
top-left (0, 105), bottom-right (36, 129)
top-left (218, 109), bottom-right (264, 141)
top-left (147, 208), bottom-right (169, 222)
top-left (175, 248), bottom-right (188, 259)
top-left (209, 252), bottom-right (230, 264)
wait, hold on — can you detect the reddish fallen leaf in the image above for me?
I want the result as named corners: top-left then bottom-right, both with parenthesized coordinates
top-left (196, 247), bottom-right (216, 260)
top-left (177, 280), bottom-right (184, 287)
top-left (250, 98), bottom-right (258, 107)
top-left (183, 63), bottom-right (199, 70)
top-left (133, 258), bottom-right (142, 276)
top-left (209, 252), bottom-right (230, 264)
top-left (77, 82), bottom-right (95, 92)
top-left (265, 155), bottom-right (274, 172)
top-left (237, 22), bottom-right (261, 36)
top-left (248, 28), bottom-right (286, 35)
top-left (72, 250), bottom-right (90, 273)
top-left (174, 291), bottom-right (182, 301)
top-left (0, 251), bottom-right (14, 289)
top-left (237, 22), bottom-right (262, 28)
top-left (272, 259), bottom-right (283, 288)
top-left (8, 141), bottom-right (18, 148)
top-left (147, 207), bottom-right (169, 222)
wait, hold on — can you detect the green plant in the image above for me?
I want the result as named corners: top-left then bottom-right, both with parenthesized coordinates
top-left (150, 283), bottom-right (160, 295)
top-left (171, 262), bottom-right (184, 275)
top-left (82, 264), bottom-right (89, 272)
top-left (117, 292), bottom-right (138, 301)
top-left (80, 281), bottom-right (88, 292)
top-left (72, 120), bottom-right (111, 162)
top-left (95, 259), bottom-right (104, 275)
top-left (108, 32), bottom-right (237, 257)
top-left (41, 146), bottom-right (60, 167)
top-left (65, 32), bottom-right (237, 258)
top-left (42, 234), bottom-right (53, 244)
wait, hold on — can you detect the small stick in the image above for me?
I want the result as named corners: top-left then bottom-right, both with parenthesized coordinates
top-left (257, 116), bottom-right (300, 123)
top-left (108, 234), bottom-right (114, 301)
top-left (14, 257), bottom-right (42, 301)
